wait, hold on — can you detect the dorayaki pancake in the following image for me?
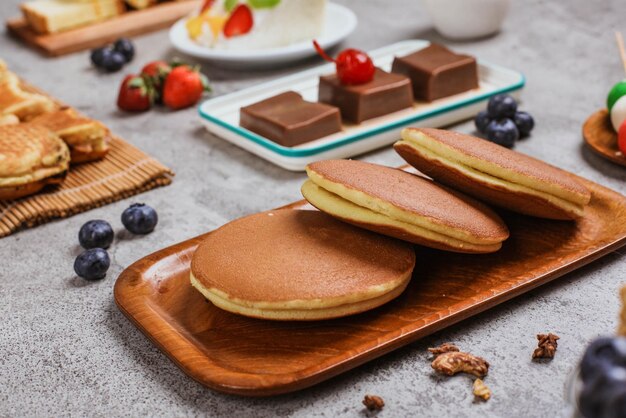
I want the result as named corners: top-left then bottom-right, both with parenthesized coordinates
top-left (0, 72), bottom-right (55, 121)
top-left (395, 128), bottom-right (592, 220)
top-left (0, 124), bottom-right (69, 200)
top-left (302, 160), bottom-right (509, 254)
top-left (30, 107), bottom-right (110, 163)
top-left (190, 210), bottom-right (416, 321)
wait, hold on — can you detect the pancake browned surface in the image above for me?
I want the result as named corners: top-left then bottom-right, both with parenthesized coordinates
top-left (302, 159), bottom-right (508, 253)
top-left (190, 210), bottom-right (416, 321)
top-left (0, 124), bottom-right (69, 200)
top-left (395, 128), bottom-right (591, 220)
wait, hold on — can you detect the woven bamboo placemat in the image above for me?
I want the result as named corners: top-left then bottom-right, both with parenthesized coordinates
top-left (0, 135), bottom-right (173, 237)
top-left (0, 81), bottom-right (174, 238)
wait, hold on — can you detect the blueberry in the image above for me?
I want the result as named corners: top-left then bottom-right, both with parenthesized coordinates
top-left (474, 110), bottom-right (491, 133)
top-left (113, 38), bottom-right (135, 63)
top-left (513, 111), bottom-right (535, 137)
top-left (579, 382), bottom-right (605, 418)
top-left (606, 385), bottom-right (626, 418)
top-left (78, 220), bottom-right (114, 249)
top-left (580, 367), bottom-right (626, 418)
top-left (102, 51), bottom-right (126, 72)
top-left (487, 94), bottom-right (518, 118)
top-left (581, 337), bottom-right (626, 382)
top-left (74, 248), bottom-right (110, 281)
top-left (485, 119), bottom-right (519, 147)
top-left (121, 203), bottom-right (158, 234)
top-left (90, 47), bottom-right (113, 68)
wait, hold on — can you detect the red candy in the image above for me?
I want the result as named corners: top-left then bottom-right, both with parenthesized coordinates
top-left (619, 119), bottom-right (626, 155)
top-left (313, 40), bottom-right (375, 85)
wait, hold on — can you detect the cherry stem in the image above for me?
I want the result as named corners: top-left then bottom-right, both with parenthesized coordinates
top-left (313, 40), bottom-right (335, 63)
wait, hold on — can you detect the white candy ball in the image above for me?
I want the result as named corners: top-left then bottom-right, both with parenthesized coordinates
top-left (611, 95), bottom-right (626, 132)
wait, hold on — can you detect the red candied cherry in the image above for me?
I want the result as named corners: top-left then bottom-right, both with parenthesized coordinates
top-left (619, 119), bottom-right (626, 155)
top-left (313, 40), bottom-right (375, 85)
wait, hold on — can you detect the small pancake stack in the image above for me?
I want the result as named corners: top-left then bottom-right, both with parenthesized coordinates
top-left (0, 59), bottom-right (111, 200)
top-left (190, 127), bottom-right (592, 322)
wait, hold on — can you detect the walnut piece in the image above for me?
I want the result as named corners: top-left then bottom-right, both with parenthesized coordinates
top-left (431, 351), bottom-right (489, 378)
top-left (473, 379), bottom-right (491, 401)
top-left (532, 333), bottom-right (560, 359)
top-left (428, 343), bottom-right (460, 355)
top-left (362, 395), bottom-right (384, 411)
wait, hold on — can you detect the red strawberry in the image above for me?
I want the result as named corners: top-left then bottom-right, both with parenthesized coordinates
top-left (162, 66), bottom-right (209, 110)
top-left (117, 75), bottom-right (153, 112)
top-left (141, 60), bottom-right (170, 78)
top-left (141, 60), bottom-right (171, 103)
top-left (223, 4), bottom-right (253, 38)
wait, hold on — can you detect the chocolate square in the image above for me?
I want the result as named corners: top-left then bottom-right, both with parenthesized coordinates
top-left (240, 91), bottom-right (342, 147)
top-left (318, 68), bottom-right (413, 124)
top-left (391, 43), bottom-right (479, 102)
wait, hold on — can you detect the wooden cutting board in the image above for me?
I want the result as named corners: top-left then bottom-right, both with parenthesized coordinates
top-left (6, 0), bottom-right (201, 56)
top-left (114, 171), bottom-right (626, 396)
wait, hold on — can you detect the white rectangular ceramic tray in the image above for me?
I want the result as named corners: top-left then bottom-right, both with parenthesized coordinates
top-left (198, 40), bottom-right (525, 171)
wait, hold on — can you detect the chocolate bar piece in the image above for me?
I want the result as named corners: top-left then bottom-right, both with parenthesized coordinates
top-left (391, 43), bottom-right (479, 102)
top-left (240, 91), bottom-right (341, 147)
top-left (318, 68), bottom-right (413, 124)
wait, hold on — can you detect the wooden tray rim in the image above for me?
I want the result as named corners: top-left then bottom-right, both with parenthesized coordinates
top-left (114, 178), bottom-right (626, 396)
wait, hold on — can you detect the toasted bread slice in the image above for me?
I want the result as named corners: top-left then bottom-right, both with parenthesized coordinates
top-left (21, 0), bottom-right (126, 34)
top-left (29, 107), bottom-right (110, 163)
top-left (0, 72), bottom-right (55, 121)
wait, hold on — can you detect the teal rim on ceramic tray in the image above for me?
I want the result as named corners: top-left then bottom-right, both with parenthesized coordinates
top-left (198, 67), bottom-right (525, 159)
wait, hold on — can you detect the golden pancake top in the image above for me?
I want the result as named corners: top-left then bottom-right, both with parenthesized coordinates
top-left (191, 210), bottom-right (415, 303)
top-left (307, 159), bottom-right (509, 243)
top-left (0, 124), bottom-right (69, 186)
top-left (403, 128), bottom-right (591, 205)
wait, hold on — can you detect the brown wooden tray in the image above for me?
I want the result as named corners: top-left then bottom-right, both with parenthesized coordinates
top-left (583, 109), bottom-right (626, 167)
top-left (114, 173), bottom-right (626, 396)
top-left (6, 0), bottom-right (200, 57)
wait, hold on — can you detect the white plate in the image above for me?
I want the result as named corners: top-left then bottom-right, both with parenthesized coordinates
top-left (169, 2), bottom-right (357, 68)
top-left (198, 40), bottom-right (526, 171)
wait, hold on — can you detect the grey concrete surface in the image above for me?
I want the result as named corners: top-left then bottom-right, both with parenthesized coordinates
top-left (1, 0), bottom-right (626, 416)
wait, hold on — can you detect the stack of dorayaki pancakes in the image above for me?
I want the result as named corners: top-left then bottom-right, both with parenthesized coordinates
top-left (0, 59), bottom-right (111, 200)
top-left (190, 128), bottom-right (592, 321)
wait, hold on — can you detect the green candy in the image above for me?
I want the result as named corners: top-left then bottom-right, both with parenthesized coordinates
top-left (225, 0), bottom-right (237, 11)
top-left (247, 0), bottom-right (281, 8)
top-left (607, 80), bottom-right (626, 112)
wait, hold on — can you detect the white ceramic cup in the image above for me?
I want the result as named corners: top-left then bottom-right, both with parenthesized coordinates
top-left (421, 0), bottom-right (511, 40)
